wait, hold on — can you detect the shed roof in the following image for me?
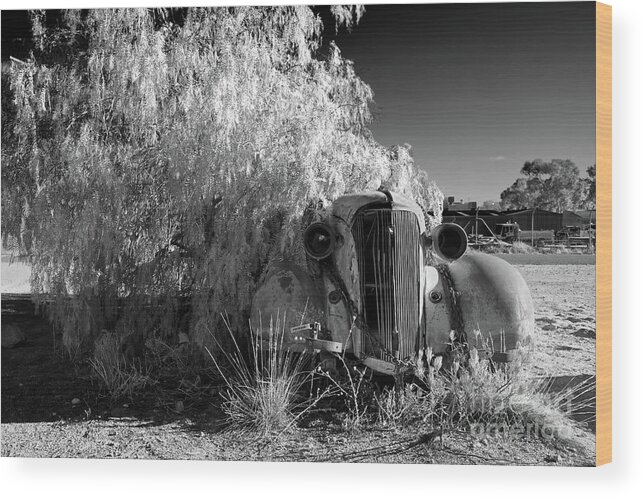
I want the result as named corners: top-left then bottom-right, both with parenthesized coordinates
top-left (502, 208), bottom-right (562, 216)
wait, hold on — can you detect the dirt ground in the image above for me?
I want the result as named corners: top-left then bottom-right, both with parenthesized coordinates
top-left (1, 256), bottom-right (596, 465)
top-left (517, 264), bottom-right (596, 378)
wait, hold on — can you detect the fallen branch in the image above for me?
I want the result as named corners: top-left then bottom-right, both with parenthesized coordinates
top-left (316, 430), bottom-right (443, 463)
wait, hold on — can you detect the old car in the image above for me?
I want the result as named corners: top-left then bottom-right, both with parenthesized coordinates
top-left (250, 190), bottom-right (534, 375)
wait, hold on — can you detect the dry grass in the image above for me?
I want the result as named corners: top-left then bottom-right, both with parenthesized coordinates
top-left (374, 345), bottom-right (594, 448)
top-left (88, 332), bottom-right (156, 400)
top-left (509, 241), bottom-right (537, 254)
top-left (474, 241), bottom-right (537, 255)
top-left (315, 353), bottom-right (373, 431)
top-left (204, 316), bottom-right (592, 448)
top-left (206, 314), bottom-right (328, 436)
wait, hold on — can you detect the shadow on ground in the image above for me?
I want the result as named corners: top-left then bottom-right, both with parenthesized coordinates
top-left (545, 374), bottom-right (596, 433)
top-left (2, 294), bottom-right (595, 439)
top-left (1, 295), bottom-right (225, 432)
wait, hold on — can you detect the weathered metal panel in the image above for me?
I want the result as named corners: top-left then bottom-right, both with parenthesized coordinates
top-left (422, 254), bottom-right (534, 355)
top-left (422, 268), bottom-right (453, 354)
top-left (325, 210), bottom-right (360, 353)
top-left (250, 261), bottom-right (326, 341)
top-left (332, 191), bottom-right (425, 231)
top-left (447, 253), bottom-right (534, 352)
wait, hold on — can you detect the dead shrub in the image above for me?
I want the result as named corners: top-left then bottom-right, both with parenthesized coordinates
top-left (88, 331), bottom-right (156, 400)
top-left (315, 353), bottom-right (374, 431)
top-left (374, 344), bottom-right (593, 448)
top-left (206, 314), bottom-right (329, 436)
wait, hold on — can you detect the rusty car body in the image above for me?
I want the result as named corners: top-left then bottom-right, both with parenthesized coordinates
top-left (250, 190), bottom-right (534, 375)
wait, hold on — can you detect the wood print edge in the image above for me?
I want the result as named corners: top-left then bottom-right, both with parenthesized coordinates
top-left (595, 0), bottom-right (612, 467)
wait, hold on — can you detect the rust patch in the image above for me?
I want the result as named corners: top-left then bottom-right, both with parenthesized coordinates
top-left (278, 275), bottom-right (294, 293)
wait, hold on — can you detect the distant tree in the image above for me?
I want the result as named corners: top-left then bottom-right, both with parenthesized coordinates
top-left (2, 7), bottom-right (443, 351)
top-left (582, 164), bottom-right (596, 209)
top-left (500, 177), bottom-right (540, 211)
top-left (500, 159), bottom-right (585, 212)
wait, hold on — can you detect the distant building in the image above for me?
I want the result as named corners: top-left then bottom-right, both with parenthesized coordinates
top-left (481, 200), bottom-right (501, 211)
top-left (502, 208), bottom-right (563, 231)
top-left (442, 196), bottom-right (586, 234)
top-left (442, 208), bottom-right (508, 236)
top-left (563, 210), bottom-right (596, 227)
top-left (443, 196), bottom-right (477, 212)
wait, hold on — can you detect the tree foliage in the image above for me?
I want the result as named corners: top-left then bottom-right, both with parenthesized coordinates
top-left (2, 7), bottom-right (443, 351)
top-left (584, 164), bottom-right (596, 209)
top-left (500, 159), bottom-right (592, 212)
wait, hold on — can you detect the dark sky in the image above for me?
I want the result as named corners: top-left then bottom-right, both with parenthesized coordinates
top-left (321, 2), bottom-right (596, 202)
top-left (2, 3), bottom-right (596, 202)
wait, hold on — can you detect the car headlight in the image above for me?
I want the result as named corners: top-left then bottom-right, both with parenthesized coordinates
top-left (303, 222), bottom-right (336, 260)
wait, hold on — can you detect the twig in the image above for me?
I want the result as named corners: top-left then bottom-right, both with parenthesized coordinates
top-left (315, 430), bottom-right (443, 463)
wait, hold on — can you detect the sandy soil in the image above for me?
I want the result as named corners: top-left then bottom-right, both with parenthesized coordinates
top-left (496, 254), bottom-right (595, 266)
top-left (0, 418), bottom-right (591, 465)
top-left (1, 257), bottom-right (596, 465)
top-left (516, 264), bottom-right (596, 378)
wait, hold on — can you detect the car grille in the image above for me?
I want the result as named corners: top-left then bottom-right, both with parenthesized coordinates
top-left (352, 208), bottom-right (422, 361)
